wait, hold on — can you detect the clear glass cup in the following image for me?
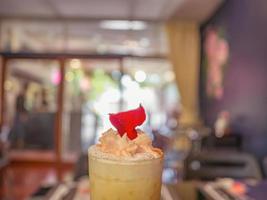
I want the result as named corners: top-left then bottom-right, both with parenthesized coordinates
top-left (89, 151), bottom-right (163, 200)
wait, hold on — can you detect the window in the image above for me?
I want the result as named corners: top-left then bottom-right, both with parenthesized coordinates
top-left (4, 59), bottom-right (59, 151)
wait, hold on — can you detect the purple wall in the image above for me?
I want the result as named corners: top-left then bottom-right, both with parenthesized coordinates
top-left (200, 0), bottom-right (267, 158)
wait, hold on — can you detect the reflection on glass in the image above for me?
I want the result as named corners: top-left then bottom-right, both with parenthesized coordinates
top-left (62, 59), bottom-right (120, 160)
top-left (0, 20), bottom-right (167, 56)
top-left (62, 57), bottom-right (181, 160)
top-left (123, 58), bottom-right (180, 132)
top-left (4, 59), bottom-right (59, 150)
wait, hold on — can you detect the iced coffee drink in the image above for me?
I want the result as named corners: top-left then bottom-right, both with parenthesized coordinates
top-left (88, 105), bottom-right (163, 200)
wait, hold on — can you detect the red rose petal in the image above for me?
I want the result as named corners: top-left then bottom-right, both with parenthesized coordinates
top-left (109, 114), bottom-right (125, 137)
top-left (126, 129), bottom-right (138, 140)
top-left (109, 104), bottom-right (146, 140)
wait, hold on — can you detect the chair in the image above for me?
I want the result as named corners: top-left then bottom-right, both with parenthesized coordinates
top-left (73, 153), bottom-right (88, 181)
top-left (184, 150), bottom-right (262, 180)
top-left (201, 134), bottom-right (242, 151)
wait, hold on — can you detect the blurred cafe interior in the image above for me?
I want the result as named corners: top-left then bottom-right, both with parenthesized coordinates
top-left (1, 0), bottom-right (267, 199)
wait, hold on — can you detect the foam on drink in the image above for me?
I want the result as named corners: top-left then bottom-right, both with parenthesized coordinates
top-left (89, 128), bottom-right (162, 161)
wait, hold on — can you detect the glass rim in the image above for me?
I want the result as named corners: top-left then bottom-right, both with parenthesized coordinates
top-left (89, 150), bottom-right (164, 165)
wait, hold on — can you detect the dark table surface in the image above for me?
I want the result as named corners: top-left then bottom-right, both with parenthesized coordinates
top-left (31, 181), bottom-right (198, 200)
top-left (197, 180), bottom-right (267, 200)
top-left (31, 179), bottom-right (267, 200)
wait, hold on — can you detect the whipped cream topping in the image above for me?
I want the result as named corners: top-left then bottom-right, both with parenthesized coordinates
top-left (89, 129), bottom-right (163, 161)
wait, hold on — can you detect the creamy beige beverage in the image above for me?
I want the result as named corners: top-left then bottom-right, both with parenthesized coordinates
top-left (89, 128), bottom-right (163, 200)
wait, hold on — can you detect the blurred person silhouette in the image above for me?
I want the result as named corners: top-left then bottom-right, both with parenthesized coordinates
top-left (10, 82), bottom-right (29, 148)
top-left (39, 87), bottom-right (49, 112)
top-left (152, 107), bottom-right (180, 151)
top-left (214, 110), bottom-right (230, 138)
top-left (32, 91), bottom-right (41, 112)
